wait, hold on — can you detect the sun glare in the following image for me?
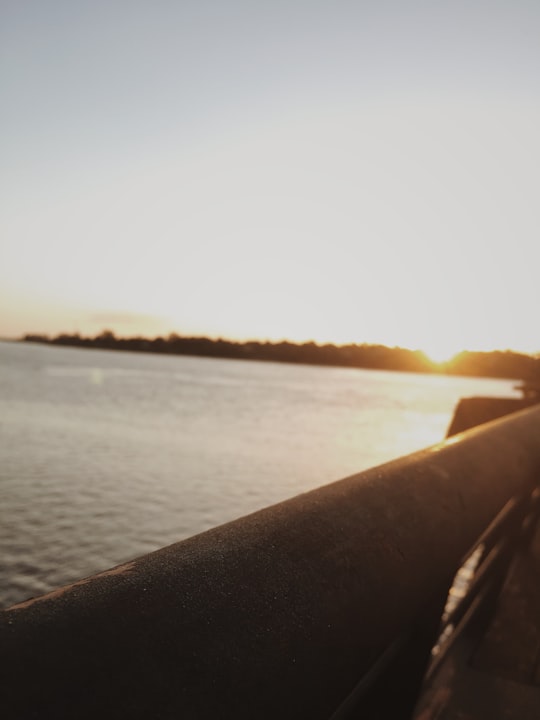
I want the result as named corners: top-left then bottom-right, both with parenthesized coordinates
top-left (423, 343), bottom-right (459, 366)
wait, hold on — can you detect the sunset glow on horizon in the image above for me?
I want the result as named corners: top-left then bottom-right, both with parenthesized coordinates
top-left (2, 1), bottom-right (540, 361)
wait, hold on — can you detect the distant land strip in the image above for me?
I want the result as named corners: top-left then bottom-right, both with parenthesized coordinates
top-left (21, 331), bottom-right (540, 381)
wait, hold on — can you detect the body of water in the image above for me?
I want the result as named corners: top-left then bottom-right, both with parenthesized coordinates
top-left (0, 341), bottom-right (519, 608)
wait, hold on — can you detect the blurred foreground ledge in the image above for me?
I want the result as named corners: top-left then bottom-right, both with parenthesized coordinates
top-left (2, 396), bottom-right (540, 719)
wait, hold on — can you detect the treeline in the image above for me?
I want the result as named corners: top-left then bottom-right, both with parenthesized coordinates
top-left (22, 331), bottom-right (540, 380)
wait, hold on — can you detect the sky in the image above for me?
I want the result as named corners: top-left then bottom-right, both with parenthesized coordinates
top-left (1, 0), bottom-right (540, 362)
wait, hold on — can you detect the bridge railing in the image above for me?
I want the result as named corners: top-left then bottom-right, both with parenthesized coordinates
top-left (2, 404), bottom-right (540, 719)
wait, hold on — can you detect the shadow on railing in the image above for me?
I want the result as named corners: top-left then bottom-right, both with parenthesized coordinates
top-left (431, 486), bottom-right (540, 673)
top-left (2, 404), bottom-right (540, 719)
top-left (331, 486), bottom-right (540, 719)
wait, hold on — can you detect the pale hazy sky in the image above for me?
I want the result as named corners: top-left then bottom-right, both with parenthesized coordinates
top-left (2, 0), bottom-right (539, 361)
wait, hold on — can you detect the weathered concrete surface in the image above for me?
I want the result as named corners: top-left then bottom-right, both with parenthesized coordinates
top-left (2, 406), bottom-right (540, 719)
top-left (416, 667), bottom-right (540, 720)
top-left (472, 520), bottom-right (540, 684)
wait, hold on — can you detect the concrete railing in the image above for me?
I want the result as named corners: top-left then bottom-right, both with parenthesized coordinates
top-left (2, 404), bottom-right (540, 719)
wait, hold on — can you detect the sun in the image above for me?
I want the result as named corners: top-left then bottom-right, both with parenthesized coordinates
top-left (422, 341), bottom-right (459, 366)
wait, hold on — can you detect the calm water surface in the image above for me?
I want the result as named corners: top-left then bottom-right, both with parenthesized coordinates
top-left (0, 341), bottom-right (518, 608)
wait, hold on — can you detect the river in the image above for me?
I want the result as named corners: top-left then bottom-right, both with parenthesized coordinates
top-left (0, 340), bottom-right (519, 608)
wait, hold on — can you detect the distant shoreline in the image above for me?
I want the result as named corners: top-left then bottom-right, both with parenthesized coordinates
top-left (19, 332), bottom-right (540, 381)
